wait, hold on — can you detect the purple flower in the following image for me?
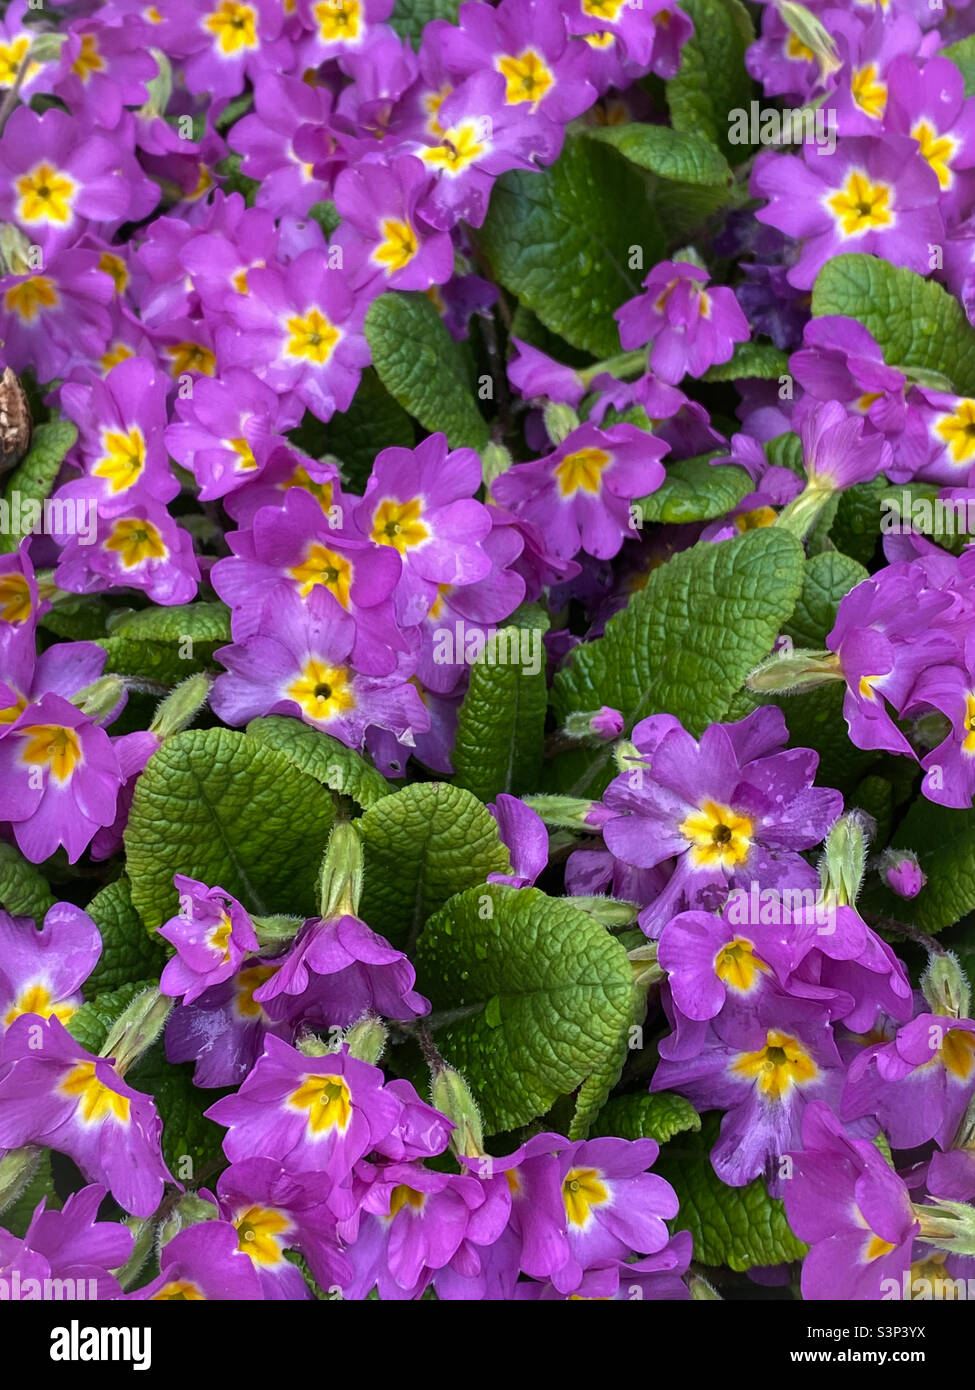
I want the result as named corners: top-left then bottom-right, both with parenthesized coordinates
top-left (334, 154), bottom-right (454, 292)
top-left (211, 586), bottom-right (427, 750)
top-left (0, 1015), bottom-right (172, 1217)
top-left (354, 433), bottom-right (494, 625)
top-left (229, 72), bottom-right (335, 218)
top-left (159, 876), bottom-right (260, 1005)
top-left (216, 248), bottom-right (371, 423)
top-left (164, 960), bottom-right (294, 1088)
top-left (0, 251), bottom-right (114, 383)
top-left (486, 794), bottom-right (548, 888)
top-left (128, 1221), bottom-right (264, 1300)
top-left (253, 913), bottom-right (430, 1024)
top-left (783, 1101), bottom-right (918, 1301)
top-left (615, 260), bottom-right (750, 384)
top-left (879, 850), bottom-right (926, 899)
top-left (491, 422), bottom-right (667, 561)
top-left (0, 902), bottom-right (101, 1031)
top-left (54, 502), bottom-right (201, 607)
top-left (602, 707), bottom-right (842, 936)
top-left (0, 1184), bottom-right (133, 1302)
top-left (753, 135), bottom-right (943, 289)
top-left (0, 693), bottom-right (124, 864)
top-left (205, 1039), bottom-right (403, 1185)
top-left (842, 1013), bottom-right (975, 1150)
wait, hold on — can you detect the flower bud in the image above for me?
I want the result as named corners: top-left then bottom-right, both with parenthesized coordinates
top-left (878, 849), bottom-right (926, 900)
top-left (100, 987), bottom-right (173, 1076)
top-left (344, 1015), bottom-right (388, 1065)
top-left (150, 673), bottom-right (211, 739)
top-left (431, 1065), bottom-right (485, 1159)
top-left (819, 811), bottom-right (873, 908)
top-left (481, 441), bottom-right (512, 489)
top-left (543, 402), bottom-right (580, 446)
top-left (318, 821), bottom-right (364, 919)
top-left (746, 648), bottom-right (843, 694)
top-left (921, 950), bottom-right (970, 1021)
top-left (0, 1146), bottom-right (42, 1218)
top-left (521, 793), bottom-right (610, 830)
top-left (564, 706), bottom-right (624, 743)
top-left (71, 674), bottom-right (127, 725)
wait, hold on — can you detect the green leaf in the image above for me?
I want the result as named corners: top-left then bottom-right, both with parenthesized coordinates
top-left (365, 292), bottom-right (489, 449)
top-left (39, 595), bottom-right (113, 641)
top-left (592, 1091), bottom-right (702, 1144)
top-left (579, 123), bottom-right (734, 237)
top-left (0, 842), bottom-right (55, 919)
top-left (326, 368), bottom-right (415, 491)
top-left (65, 980), bottom-right (157, 1054)
top-left (106, 602), bottom-right (231, 643)
top-left (1, 1152), bottom-right (60, 1237)
top-left (864, 802), bottom-right (975, 934)
top-left (635, 455), bottom-right (751, 524)
top-left (478, 133), bottom-right (664, 358)
top-left (829, 475), bottom-right (888, 566)
top-left (451, 605), bottom-right (550, 802)
top-left (702, 340), bottom-right (790, 382)
top-left (0, 418), bottom-right (78, 554)
top-left (97, 636), bottom-right (218, 684)
top-left (128, 1041), bottom-right (227, 1179)
top-left (665, 0), bottom-right (756, 164)
top-left (812, 255), bottom-right (975, 396)
top-left (654, 1114), bottom-right (807, 1270)
top-left (389, 0), bottom-right (459, 47)
top-left (416, 884), bottom-right (635, 1133)
top-left (782, 550), bottom-right (869, 649)
top-left (124, 728), bottom-right (335, 930)
top-left (83, 878), bottom-right (167, 999)
top-left (764, 431), bottom-right (805, 477)
top-left (943, 36), bottom-right (975, 97)
top-left (553, 529), bottom-right (805, 738)
top-left (244, 715), bottom-right (393, 809)
top-left (358, 783), bottom-right (509, 950)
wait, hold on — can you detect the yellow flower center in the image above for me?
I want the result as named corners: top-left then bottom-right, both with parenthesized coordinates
top-left (4, 982), bottom-right (76, 1028)
top-left (228, 436), bottom-right (258, 472)
top-left (207, 912), bottom-right (233, 962)
top-left (59, 1062), bottom-right (131, 1125)
top-left (388, 1185), bottom-right (426, 1218)
top-left (374, 218), bottom-right (418, 273)
top-left (165, 342), bottom-right (216, 377)
top-left (827, 170), bottom-right (893, 237)
top-left (285, 308), bottom-right (340, 364)
top-left (234, 964), bottom-right (276, 1019)
top-left (18, 724), bottom-right (82, 781)
top-left (288, 1073), bottom-right (353, 1134)
top-left (93, 426), bottom-right (146, 494)
top-left (0, 572), bottom-right (32, 624)
top-left (786, 33), bottom-right (814, 61)
top-left (714, 938), bottom-right (769, 993)
top-left (235, 1205), bottom-right (289, 1264)
top-left (16, 163), bottom-right (77, 227)
top-left (314, 0), bottom-right (360, 41)
top-left (4, 275), bottom-right (58, 323)
top-left (286, 657), bottom-right (356, 723)
top-left (103, 517), bottom-right (168, 568)
top-left (935, 399), bottom-right (975, 465)
top-left (562, 1167), bottom-right (610, 1227)
top-left (371, 497), bottom-right (429, 552)
top-left (555, 447), bottom-right (611, 497)
top-left (0, 37), bottom-right (30, 87)
top-left (422, 122), bottom-right (486, 174)
top-left (732, 1030), bottom-right (818, 1100)
top-left (288, 543), bottom-right (353, 605)
top-left (98, 251), bottom-right (129, 295)
top-left (72, 33), bottom-right (104, 81)
top-left (733, 506), bottom-right (778, 532)
top-left (203, 1), bottom-right (259, 54)
top-left (582, 0), bottom-right (624, 18)
top-left (496, 50), bottom-right (554, 108)
top-left (963, 693), bottom-right (975, 755)
top-left (280, 464), bottom-right (334, 512)
top-left (100, 343), bottom-right (135, 371)
top-left (912, 119), bottom-right (956, 190)
top-left (850, 64), bottom-right (886, 120)
top-left (940, 1028), bottom-right (975, 1080)
top-left (151, 1280), bottom-right (205, 1300)
top-left (679, 799), bottom-right (753, 869)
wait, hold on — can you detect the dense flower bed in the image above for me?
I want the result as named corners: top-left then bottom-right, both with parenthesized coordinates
top-left (1, 0), bottom-right (975, 1303)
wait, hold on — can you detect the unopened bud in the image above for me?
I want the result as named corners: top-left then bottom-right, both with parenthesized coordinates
top-left (521, 794), bottom-right (610, 831)
top-left (775, 2), bottom-right (842, 83)
top-left (564, 706), bottom-right (624, 743)
top-left (431, 1066), bottom-right (485, 1159)
top-left (100, 987), bottom-right (173, 1076)
top-left (628, 942), bottom-right (663, 988)
top-left (914, 1197), bottom-right (975, 1257)
top-left (819, 811), bottom-right (872, 908)
top-left (746, 648), bottom-right (843, 695)
top-left (71, 674), bottom-right (126, 725)
top-left (481, 441), bottom-right (512, 489)
top-left (0, 1146), bottom-right (42, 1217)
top-left (157, 1193), bottom-right (219, 1250)
top-left (252, 914), bottom-right (303, 948)
top-left (573, 896), bottom-right (641, 928)
top-left (921, 950), bottom-right (970, 1021)
top-left (318, 822), bottom-right (363, 919)
top-left (543, 402), bottom-right (580, 446)
top-left (879, 849), bottom-right (926, 900)
top-left (344, 1015), bottom-right (388, 1065)
top-left (150, 673), bottom-right (211, 739)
